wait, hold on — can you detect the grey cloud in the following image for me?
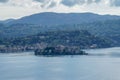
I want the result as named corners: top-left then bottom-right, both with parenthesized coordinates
top-left (61, 0), bottom-right (102, 7)
top-left (33, 0), bottom-right (57, 8)
top-left (94, 0), bottom-right (101, 3)
top-left (0, 0), bottom-right (9, 3)
top-left (48, 1), bottom-right (57, 8)
top-left (34, 0), bottom-right (49, 3)
top-left (86, 0), bottom-right (93, 4)
top-left (111, 0), bottom-right (120, 7)
top-left (61, 0), bottom-right (85, 7)
top-left (33, 0), bottom-right (102, 8)
top-left (86, 0), bottom-right (101, 4)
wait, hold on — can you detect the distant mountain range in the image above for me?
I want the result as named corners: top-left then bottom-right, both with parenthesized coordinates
top-left (3, 12), bottom-right (120, 25)
top-left (0, 12), bottom-right (120, 47)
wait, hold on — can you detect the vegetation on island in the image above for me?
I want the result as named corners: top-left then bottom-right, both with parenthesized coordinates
top-left (35, 46), bottom-right (88, 56)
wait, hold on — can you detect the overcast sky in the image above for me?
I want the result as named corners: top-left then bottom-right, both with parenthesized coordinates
top-left (0, 0), bottom-right (120, 20)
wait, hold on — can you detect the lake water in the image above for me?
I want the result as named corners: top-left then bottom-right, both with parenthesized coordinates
top-left (0, 47), bottom-right (120, 80)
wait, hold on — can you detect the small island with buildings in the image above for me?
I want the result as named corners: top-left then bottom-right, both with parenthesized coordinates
top-left (34, 45), bottom-right (88, 56)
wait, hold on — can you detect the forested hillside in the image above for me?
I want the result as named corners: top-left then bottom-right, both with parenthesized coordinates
top-left (0, 30), bottom-right (112, 53)
top-left (0, 12), bottom-right (120, 48)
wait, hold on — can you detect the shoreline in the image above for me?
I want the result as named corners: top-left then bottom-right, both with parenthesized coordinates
top-left (0, 46), bottom-right (119, 54)
top-left (0, 47), bottom-right (120, 58)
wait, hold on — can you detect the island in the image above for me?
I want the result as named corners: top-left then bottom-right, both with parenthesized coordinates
top-left (34, 46), bottom-right (88, 56)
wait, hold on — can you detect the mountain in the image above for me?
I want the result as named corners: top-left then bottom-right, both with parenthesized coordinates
top-left (1, 19), bottom-right (120, 38)
top-left (8, 12), bottom-right (120, 25)
top-left (0, 12), bottom-right (120, 47)
top-left (3, 19), bottom-right (15, 23)
top-left (0, 19), bottom-right (15, 24)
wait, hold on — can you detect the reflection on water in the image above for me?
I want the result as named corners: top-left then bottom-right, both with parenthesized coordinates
top-left (0, 47), bottom-right (120, 80)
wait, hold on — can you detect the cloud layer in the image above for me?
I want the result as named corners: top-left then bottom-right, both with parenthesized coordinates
top-left (0, 0), bottom-right (9, 3)
top-left (111, 0), bottom-right (120, 7)
top-left (0, 0), bottom-right (120, 7)
top-left (0, 0), bottom-right (120, 20)
top-left (33, 0), bottom-right (120, 7)
top-left (61, 0), bottom-right (120, 7)
top-left (61, 0), bottom-right (101, 7)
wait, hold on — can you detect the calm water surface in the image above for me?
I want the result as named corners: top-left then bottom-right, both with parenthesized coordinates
top-left (0, 47), bottom-right (120, 80)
